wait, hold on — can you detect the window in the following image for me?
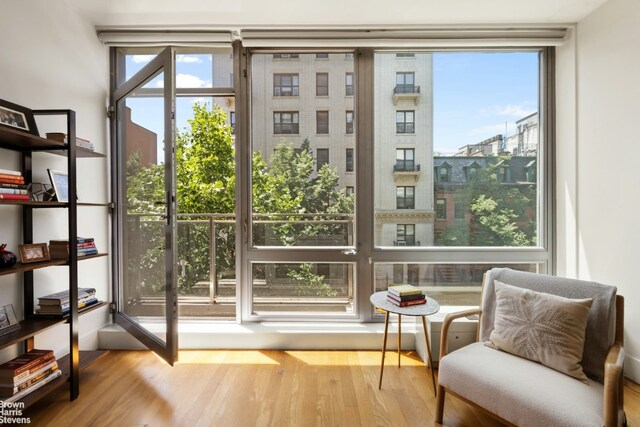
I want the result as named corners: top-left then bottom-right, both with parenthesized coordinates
top-left (395, 72), bottom-right (415, 93)
top-left (396, 111), bottom-right (415, 133)
top-left (273, 53), bottom-right (299, 59)
top-left (438, 165), bottom-right (450, 182)
top-left (273, 74), bottom-right (299, 96)
top-left (436, 199), bottom-right (447, 219)
top-left (346, 148), bottom-right (354, 172)
top-left (317, 149), bottom-right (329, 171)
top-left (316, 73), bottom-right (329, 96)
top-left (346, 186), bottom-right (354, 196)
top-left (396, 53), bottom-right (415, 58)
top-left (454, 201), bottom-right (465, 220)
top-left (396, 224), bottom-right (416, 246)
top-left (465, 165), bottom-right (480, 182)
top-left (273, 112), bottom-right (299, 134)
top-left (316, 53), bottom-right (329, 59)
top-left (396, 186), bottom-right (415, 209)
top-left (345, 53), bottom-right (354, 60)
top-left (345, 73), bottom-right (354, 96)
top-left (346, 111), bottom-right (354, 134)
top-left (393, 264), bottom-right (404, 282)
top-left (395, 148), bottom-right (415, 171)
top-left (498, 166), bottom-right (511, 183)
top-left (316, 111), bottom-right (329, 134)
top-left (230, 111), bottom-right (236, 134)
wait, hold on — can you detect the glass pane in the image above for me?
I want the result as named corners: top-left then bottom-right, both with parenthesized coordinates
top-left (374, 263), bottom-right (540, 306)
top-left (374, 51), bottom-right (540, 248)
top-left (251, 52), bottom-right (356, 247)
top-left (175, 97), bottom-right (236, 318)
top-left (121, 70), bottom-right (167, 326)
top-left (252, 263), bottom-right (354, 314)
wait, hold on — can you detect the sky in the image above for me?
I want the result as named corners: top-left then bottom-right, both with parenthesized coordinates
top-left (123, 51), bottom-right (539, 159)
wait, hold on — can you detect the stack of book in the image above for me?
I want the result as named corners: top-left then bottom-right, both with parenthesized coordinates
top-left (36, 288), bottom-right (98, 317)
top-left (49, 237), bottom-right (98, 259)
top-left (46, 133), bottom-right (94, 151)
top-left (0, 349), bottom-right (62, 403)
top-left (0, 168), bottom-right (28, 201)
top-left (387, 284), bottom-right (427, 307)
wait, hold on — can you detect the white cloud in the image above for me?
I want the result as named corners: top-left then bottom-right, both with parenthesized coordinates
top-left (479, 103), bottom-right (536, 118)
top-left (155, 79), bottom-right (164, 88)
top-left (467, 123), bottom-right (506, 136)
top-left (131, 55), bottom-right (156, 64)
top-left (176, 55), bottom-right (203, 64)
top-left (154, 74), bottom-right (210, 89)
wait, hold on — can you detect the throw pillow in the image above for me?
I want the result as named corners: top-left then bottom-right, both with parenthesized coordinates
top-left (488, 280), bottom-right (593, 382)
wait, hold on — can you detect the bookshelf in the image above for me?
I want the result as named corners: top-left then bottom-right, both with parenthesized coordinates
top-left (0, 109), bottom-right (108, 405)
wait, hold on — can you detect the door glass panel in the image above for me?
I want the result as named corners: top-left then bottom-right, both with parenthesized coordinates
top-left (374, 263), bottom-right (540, 306)
top-left (121, 70), bottom-right (168, 328)
top-left (252, 263), bottom-right (354, 314)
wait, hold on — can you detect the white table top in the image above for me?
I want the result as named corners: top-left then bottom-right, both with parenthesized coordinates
top-left (370, 291), bottom-right (440, 316)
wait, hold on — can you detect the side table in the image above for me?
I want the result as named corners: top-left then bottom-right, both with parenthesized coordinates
top-left (370, 291), bottom-right (440, 395)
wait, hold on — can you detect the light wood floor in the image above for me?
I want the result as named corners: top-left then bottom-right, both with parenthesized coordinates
top-left (26, 350), bottom-right (640, 427)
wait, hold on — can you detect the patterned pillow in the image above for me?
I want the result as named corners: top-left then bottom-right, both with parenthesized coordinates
top-left (488, 280), bottom-right (593, 382)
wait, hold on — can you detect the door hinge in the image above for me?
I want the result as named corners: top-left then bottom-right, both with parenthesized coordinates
top-left (109, 302), bottom-right (117, 313)
top-left (107, 105), bottom-right (115, 119)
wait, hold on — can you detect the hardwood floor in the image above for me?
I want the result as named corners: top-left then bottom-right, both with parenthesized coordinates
top-left (25, 350), bottom-right (640, 427)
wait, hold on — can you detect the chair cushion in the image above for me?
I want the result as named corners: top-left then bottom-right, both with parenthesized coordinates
top-left (439, 342), bottom-right (605, 427)
top-left (488, 280), bottom-right (592, 382)
top-left (480, 268), bottom-right (617, 383)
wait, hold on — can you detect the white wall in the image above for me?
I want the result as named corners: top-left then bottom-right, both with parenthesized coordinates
top-left (572, 0), bottom-right (640, 381)
top-left (0, 1), bottom-right (110, 361)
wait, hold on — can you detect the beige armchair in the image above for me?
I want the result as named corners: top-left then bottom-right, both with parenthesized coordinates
top-left (435, 268), bottom-right (625, 427)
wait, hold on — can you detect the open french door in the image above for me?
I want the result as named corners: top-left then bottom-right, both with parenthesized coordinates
top-left (112, 47), bottom-right (178, 365)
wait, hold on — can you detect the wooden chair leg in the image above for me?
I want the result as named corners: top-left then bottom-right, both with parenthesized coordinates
top-left (435, 385), bottom-right (446, 423)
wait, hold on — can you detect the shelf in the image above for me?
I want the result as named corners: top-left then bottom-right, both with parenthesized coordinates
top-left (0, 127), bottom-right (105, 158)
top-left (0, 254), bottom-right (108, 277)
top-left (44, 147), bottom-right (106, 158)
top-left (0, 318), bottom-right (67, 349)
top-left (19, 350), bottom-right (109, 409)
top-left (33, 301), bottom-right (109, 320)
top-left (0, 201), bottom-right (109, 208)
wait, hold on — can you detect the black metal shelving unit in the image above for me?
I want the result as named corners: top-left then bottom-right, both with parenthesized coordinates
top-left (0, 110), bottom-right (108, 407)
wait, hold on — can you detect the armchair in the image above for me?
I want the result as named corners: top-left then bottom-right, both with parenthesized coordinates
top-left (435, 268), bottom-right (625, 427)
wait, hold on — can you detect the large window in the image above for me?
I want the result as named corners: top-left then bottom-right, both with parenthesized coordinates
top-left (396, 224), bottom-right (416, 246)
top-left (345, 73), bottom-right (354, 96)
top-left (316, 111), bottom-right (329, 134)
top-left (395, 72), bottom-right (415, 93)
top-left (396, 186), bottom-right (415, 209)
top-left (317, 148), bottom-right (329, 170)
top-left (395, 148), bottom-right (415, 171)
top-left (396, 111), bottom-right (415, 133)
top-left (274, 112), bottom-right (299, 134)
top-left (273, 74), bottom-right (299, 96)
top-left (316, 73), bottom-right (329, 96)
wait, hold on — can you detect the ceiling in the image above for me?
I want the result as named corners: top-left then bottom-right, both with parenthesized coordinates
top-left (66, 0), bottom-right (608, 28)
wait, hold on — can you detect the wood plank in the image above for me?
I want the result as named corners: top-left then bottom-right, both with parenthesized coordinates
top-left (0, 318), bottom-right (66, 349)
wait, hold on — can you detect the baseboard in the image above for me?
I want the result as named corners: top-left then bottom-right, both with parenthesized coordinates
top-left (625, 353), bottom-right (640, 383)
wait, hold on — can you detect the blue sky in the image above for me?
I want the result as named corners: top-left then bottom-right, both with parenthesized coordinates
top-left (124, 51), bottom-right (539, 158)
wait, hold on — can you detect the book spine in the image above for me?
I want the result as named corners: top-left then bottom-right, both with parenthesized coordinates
top-left (0, 189), bottom-right (28, 195)
top-left (388, 289), bottom-right (423, 297)
top-left (0, 183), bottom-right (28, 190)
top-left (0, 194), bottom-right (30, 201)
top-left (386, 292), bottom-right (425, 302)
top-left (0, 178), bottom-right (26, 185)
top-left (386, 297), bottom-right (426, 307)
top-left (0, 367), bottom-right (58, 396)
top-left (0, 173), bottom-right (23, 180)
top-left (2, 370), bottom-right (63, 403)
top-left (0, 353), bottom-right (55, 380)
top-left (0, 169), bottom-right (21, 176)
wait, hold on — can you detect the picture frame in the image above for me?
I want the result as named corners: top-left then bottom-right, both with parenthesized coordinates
top-left (0, 304), bottom-right (20, 337)
top-left (18, 243), bottom-right (50, 264)
top-left (0, 99), bottom-right (39, 136)
top-left (47, 169), bottom-right (70, 202)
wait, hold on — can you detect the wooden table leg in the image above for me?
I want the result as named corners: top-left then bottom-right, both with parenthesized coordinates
top-left (398, 314), bottom-right (401, 368)
top-left (421, 316), bottom-right (436, 396)
top-left (378, 310), bottom-right (390, 389)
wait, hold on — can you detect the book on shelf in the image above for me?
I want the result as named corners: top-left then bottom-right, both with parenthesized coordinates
top-left (0, 178), bottom-right (25, 186)
top-left (0, 304), bottom-right (21, 337)
top-left (0, 169), bottom-right (21, 177)
top-left (385, 292), bottom-right (426, 302)
top-left (0, 194), bottom-right (30, 201)
top-left (387, 284), bottom-right (424, 297)
top-left (37, 288), bottom-right (96, 306)
top-left (0, 360), bottom-right (58, 387)
top-left (0, 369), bottom-right (63, 404)
top-left (0, 183), bottom-right (28, 190)
top-left (386, 295), bottom-right (427, 307)
top-left (0, 173), bottom-right (23, 182)
top-left (37, 298), bottom-right (99, 316)
top-left (0, 350), bottom-right (55, 382)
top-left (49, 238), bottom-right (98, 259)
top-left (0, 362), bottom-right (58, 397)
top-left (45, 133), bottom-right (94, 151)
top-left (0, 188), bottom-right (28, 195)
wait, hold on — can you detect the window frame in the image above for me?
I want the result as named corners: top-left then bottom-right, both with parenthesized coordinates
top-left (396, 186), bottom-right (415, 209)
top-left (346, 148), bottom-right (354, 172)
top-left (273, 111), bottom-right (299, 134)
top-left (316, 110), bottom-right (329, 134)
top-left (316, 72), bottom-right (329, 96)
top-left (396, 110), bottom-right (415, 134)
top-left (316, 148), bottom-right (329, 171)
top-left (273, 73), bottom-right (299, 97)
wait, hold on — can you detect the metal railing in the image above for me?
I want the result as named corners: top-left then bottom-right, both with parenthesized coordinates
top-left (393, 85), bottom-right (421, 94)
top-left (393, 161), bottom-right (420, 172)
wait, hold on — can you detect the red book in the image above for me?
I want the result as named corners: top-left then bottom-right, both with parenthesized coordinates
top-left (387, 295), bottom-right (427, 307)
top-left (0, 350), bottom-right (55, 381)
top-left (0, 173), bottom-right (23, 181)
top-left (0, 194), bottom-right (30, 201)
top-left (0, 178), bottom-right (25, 185)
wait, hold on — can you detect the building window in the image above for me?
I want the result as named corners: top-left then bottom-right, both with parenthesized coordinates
top-left (395, 72), bottom-right (415, 93)
top-left (525, 160), bottom-right (536, 182)
top-left (346, 148), bottom-right (354, 172)
top-left (454, 201), bottom-right (465, 220)
top-left (396, 111), bottom-right (415, 133)
top-left (436, 199), bottom-right (447, 219)
top-left (465, 165), bottom-right (480, 182)
top-left (396, 53), bottom-right (415, 58)
top-left (316, 53), bottom-right (329, 59)
top-left (346, 186), bottom-right (354, 196)
top-left (273, 112), bottom-right (299, 134)
top-left (230, 111), bottom-right (236, 134)
top-left (316, 73), bottom-right (329, 96)
top-left (345, 53), bottom-right (354, 60)
top-left (346, 111), bottom-right (354, 134)
top-left (273, 53), bottom-right (299, 59)
top-left (316, 111), bottom-right (329, 134)
top-left (396, 186), bottom-right (415, 209)
top-left (395, 148), bottom-right (415, 171)
top-left (498, 166), bottom-right (511, 183)
top-left (345, 73), bottom-right (354, 96)
top-left (396, 224), bottom-right (416, 246)
top-left (273, 74), bottom-right (299, 97)
top-left (317, 149), bottom-right (329, 171)
top-left (438, 165), bottom-right (450, 182)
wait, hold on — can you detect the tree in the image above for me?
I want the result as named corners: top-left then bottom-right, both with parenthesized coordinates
top-left (436, 157), bottom-right (536, 246)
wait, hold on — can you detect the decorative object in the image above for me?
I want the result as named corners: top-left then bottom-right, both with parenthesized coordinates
top-left (0, 99), bottom-right (39, 136)
top-left (0, 304), bottom-right (20, 336)
top-left (0, 244), bottom-right (17, 268)
top-left (28, 182), bottom-right (56, 202)
top-left (18, 243), bottom-right (50, 264)
top-left (47, 169), bottom-right (70, 202)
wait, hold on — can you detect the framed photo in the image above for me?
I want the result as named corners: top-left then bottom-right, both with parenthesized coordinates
top-left (0, 99), bottom-right (39, 136)
top-left (0, 304), bottom-right (20, 337)
top-left (47, 169), bottom-right (70, 202)
top-left (18, 243), bottom-right (50, 264)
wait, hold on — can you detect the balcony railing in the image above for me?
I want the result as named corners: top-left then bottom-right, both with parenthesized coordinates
top-left (393, 240), bottom-right (421, 246)
top-left (393, 162), bottom-right (420, 172)
top-left (393, 85), bottom-right (422, 105)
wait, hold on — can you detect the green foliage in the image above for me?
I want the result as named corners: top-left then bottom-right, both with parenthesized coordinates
top-left (287, 263), bottom-right (338, 297)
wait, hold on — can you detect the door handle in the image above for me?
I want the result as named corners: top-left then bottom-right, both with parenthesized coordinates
top-left (342, 249), bottom-right (357, 255)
